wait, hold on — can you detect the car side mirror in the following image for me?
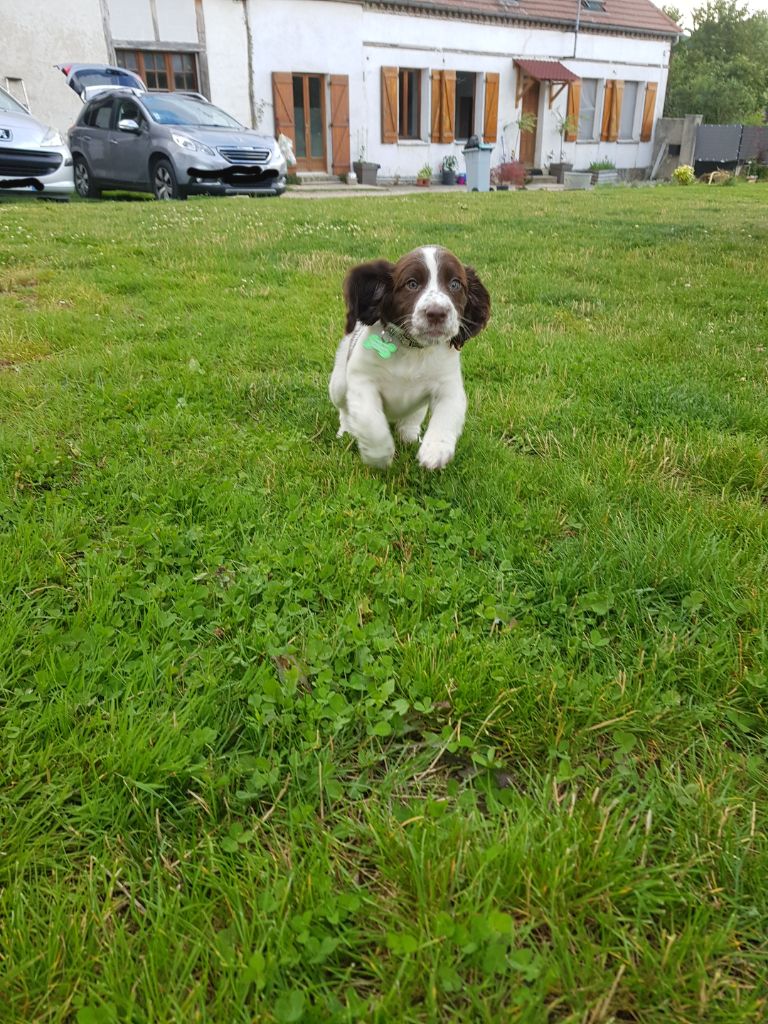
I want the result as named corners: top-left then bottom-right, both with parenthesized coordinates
top-left (118, 118), bottom-right (142, 134)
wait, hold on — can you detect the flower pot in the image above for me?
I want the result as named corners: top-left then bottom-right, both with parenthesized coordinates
top-left (441, 170), bottom-right (457, 185)
top-left (456, 173), bottom-right (466, 185)
top-left (549, 161), bottom-right (573, 184)
top-left (591, 169), bottom-right (619, 185)
top-left (416, 177), bottom-right (430, 187)
top-left (563, 171), bottom-right (592, 190)
top-left (352, 161), bottom-right (380, 186)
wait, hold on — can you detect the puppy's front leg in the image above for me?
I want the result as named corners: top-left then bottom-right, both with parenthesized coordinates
top-left (347, 384), bottom-right (396, 469)
top-left (418, 384), bottom-right (467, 470)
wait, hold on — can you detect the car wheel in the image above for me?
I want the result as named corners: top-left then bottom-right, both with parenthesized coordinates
top-left (73, 156), bottom-right (101, 199)
top-left (152, 158), bottom-right (186, 200)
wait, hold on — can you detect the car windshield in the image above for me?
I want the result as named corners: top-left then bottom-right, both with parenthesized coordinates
top-left (0, 88), bottom-right (29, 115)
top-left (142, 94), bottom-right (243, 129)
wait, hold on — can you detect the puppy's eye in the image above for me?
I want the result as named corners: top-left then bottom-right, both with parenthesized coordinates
top-left (406, 279), bottom-right (420, 291)
top-left (449, 278), bottom-right (462, 292)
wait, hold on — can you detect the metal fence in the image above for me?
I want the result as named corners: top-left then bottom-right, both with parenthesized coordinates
top-left (694, 124), bottom-right (768, 166)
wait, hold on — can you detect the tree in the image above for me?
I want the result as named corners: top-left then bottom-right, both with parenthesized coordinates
top-left (664, 0), bottom-right (768, 123)
top-left (662, 6), bottom-right (683, 26)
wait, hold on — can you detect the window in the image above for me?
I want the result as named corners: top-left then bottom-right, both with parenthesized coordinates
top-left (581, 0), bottom-right (606, 10)
top-left (578, 78), bottom-right (598, 140)
top-left (114, 97), bottom-right (146, 128)
top-left (85, 99), bottom-right (114, 129)
top-left (619, 81), bottom-right (639, 139)
top-left (455, 72), bottom-right (477, 139)
top-left (399, 69), bottom-right (421, 139)
top-left (115, 49), bottom-right (199, 93)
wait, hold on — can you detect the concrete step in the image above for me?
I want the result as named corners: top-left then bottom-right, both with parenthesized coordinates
top-left (289, 180), bottom-right (386, 193)
top-left (295, 172), bottom-right (337, 184)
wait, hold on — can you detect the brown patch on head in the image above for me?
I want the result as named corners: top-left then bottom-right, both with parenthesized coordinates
top-left (436, 248), bottom-right (469, 315)
top-left (451, 263), bottom-right (491, 349)
top-left (378, 250), bottom-right (428, 328)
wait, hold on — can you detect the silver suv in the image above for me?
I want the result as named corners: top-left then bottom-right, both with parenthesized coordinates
top-left (63, 64), bottom-right (286, 200)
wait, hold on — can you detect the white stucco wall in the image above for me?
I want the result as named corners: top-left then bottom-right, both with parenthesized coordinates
top-left (107, 0), bottom-right (155, 42)
top-left (201, 0), bottom-right (252, 126)
top-left (231, 0), bottom-right (673, 179)
top-left (155, 0), bottom-right (199, 43)
top-left (0, 0), bottom-right (109, 134)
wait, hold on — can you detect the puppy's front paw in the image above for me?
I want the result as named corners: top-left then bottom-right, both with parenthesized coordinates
top-left (417, 438), bottom-right (456, 470)
top-left (360, 442), bottom-right (395, 470)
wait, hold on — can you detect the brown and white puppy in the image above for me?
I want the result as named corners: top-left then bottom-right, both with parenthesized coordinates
top-left (329, 246), bottom-right (490, 469)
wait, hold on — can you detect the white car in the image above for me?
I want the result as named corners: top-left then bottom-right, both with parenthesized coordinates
top-left (0, 85), bottom-right (74, 199)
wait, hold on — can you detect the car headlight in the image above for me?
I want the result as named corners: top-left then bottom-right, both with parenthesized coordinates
top-left (40, 127), bottom-right (64, 147)
top-left (171, 132), bottom-right (215, 156)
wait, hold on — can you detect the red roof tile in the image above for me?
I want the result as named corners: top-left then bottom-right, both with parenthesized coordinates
top-left (369, 1), bottom-right (681, 38)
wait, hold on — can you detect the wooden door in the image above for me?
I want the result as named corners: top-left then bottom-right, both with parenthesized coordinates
top-left (292, 74), bottom-right (326, 171)
top-left (519, 80), bottom-right (539, 167)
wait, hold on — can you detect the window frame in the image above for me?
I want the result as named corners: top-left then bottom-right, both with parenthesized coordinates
top-left (115, 49), bottom-right (199, 93)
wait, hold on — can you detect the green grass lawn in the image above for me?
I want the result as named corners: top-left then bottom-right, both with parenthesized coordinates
top-left (1, 185), bottom-right (767, 1023)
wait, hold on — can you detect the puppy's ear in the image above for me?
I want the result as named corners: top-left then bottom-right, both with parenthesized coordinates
top-left (343, 259), bottom-right (395, 333)
top-left (453, 266), bottom-right (491, 349)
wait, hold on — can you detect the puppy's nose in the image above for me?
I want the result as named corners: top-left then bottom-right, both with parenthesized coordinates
top-left (424, 304), bottom-right (448, 325)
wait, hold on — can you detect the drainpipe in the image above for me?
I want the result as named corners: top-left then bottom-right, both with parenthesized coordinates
top-left (237, 0), bottom-right (258, 128)
top-left (573, 0), bottom-right (581, 58)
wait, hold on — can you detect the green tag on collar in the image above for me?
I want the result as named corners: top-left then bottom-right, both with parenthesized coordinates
top-left (363, 334), bottom-right (398, 359)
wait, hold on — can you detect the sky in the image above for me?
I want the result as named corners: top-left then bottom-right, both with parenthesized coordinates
top-left (652, 0), bottom-right (768, 28)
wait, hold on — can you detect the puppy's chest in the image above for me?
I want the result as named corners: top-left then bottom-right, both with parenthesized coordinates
top-left (364, 348), bottom-right (457, 416)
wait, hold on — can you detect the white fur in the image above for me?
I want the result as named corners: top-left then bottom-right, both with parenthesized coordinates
top-left (329, 320), bottom-right (467, 471)
top-left (410, 246), bottom-right (462, 344)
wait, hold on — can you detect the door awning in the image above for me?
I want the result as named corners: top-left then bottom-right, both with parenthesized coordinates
top-left (515, 60), bottom-right (580, 84)
top-left (515, 60), bottom-right (580, 107)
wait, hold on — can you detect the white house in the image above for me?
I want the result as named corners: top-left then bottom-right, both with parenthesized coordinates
top-left (1, 0), bottom-right (680, 180)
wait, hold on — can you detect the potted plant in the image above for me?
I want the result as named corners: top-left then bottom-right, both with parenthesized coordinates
top-left (441, 154), bottom-right (459, 185)
top-left (550, 111), bottom-right (577, 183)
top-left (352, 144), bottom-right (380, 187)
top-left (589, 158), bottom-right (619, 185)
top-left (416, 163), bottom-right (432, 186)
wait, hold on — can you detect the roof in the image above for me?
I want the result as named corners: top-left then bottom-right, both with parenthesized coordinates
top-left (515, 59), bottom-right (579, 82)
top-left (367, 1), bottom-right (682, 38)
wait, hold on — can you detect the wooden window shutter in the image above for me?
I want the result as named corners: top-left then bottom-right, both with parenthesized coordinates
top-left (600, 80), bottom-right (621, 142)
top-left (566, 81), bottom-right (580, 141)
top-left (330, 75), bottom-right (350, 175)
top-left (613, 81), bottom-right (624, 141)
top-left (272, 72), bottom-right (294, 141)
top-left (431, 70), bottom-right (442, 142)
top-left (483, 72), bottom-right (499, 143)
top-left (381, 66), bottom-right (398, 144)
top-left (440, 69), bottom-right (456, 143)
top-left (640, 82), bottom-right (658, 142)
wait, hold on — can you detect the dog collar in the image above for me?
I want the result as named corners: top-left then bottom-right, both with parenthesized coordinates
top-left (381, 323), bottom-right (426, 350)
